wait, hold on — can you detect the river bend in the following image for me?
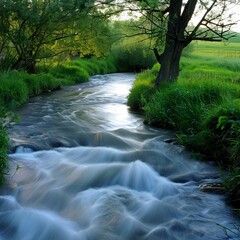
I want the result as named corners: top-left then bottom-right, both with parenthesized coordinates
top-left (0, 73), bottom-right (239, 240)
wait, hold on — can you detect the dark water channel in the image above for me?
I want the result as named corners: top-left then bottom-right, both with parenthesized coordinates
top-left (0, 73), bottom-right (239, 239)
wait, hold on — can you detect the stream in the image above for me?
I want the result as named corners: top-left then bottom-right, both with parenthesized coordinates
top-left (0, 73), bottom-right (239, 240)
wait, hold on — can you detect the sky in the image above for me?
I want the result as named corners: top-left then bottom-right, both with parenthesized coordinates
top-left (118, 2), bottom-right (240, 33)
top-left (228, 4), bottom-right (240, 32)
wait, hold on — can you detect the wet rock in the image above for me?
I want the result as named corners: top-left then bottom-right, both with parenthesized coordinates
top-left (199, 182), bottom-right (225, 194)
top-left (164, 138), bottom-right (178, 144)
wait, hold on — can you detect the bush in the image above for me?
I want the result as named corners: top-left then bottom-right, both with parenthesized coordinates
top-left (112, 43), bottom-right (156, 72)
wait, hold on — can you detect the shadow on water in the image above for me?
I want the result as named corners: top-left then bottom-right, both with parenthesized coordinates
top-left (1, 73), bottom-right (239, 240)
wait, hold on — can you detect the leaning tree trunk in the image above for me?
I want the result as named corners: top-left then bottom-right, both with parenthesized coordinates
top-left (154, 0), bottom-right (197, 85)
top-left (155, 41), bottom-right (184, 85)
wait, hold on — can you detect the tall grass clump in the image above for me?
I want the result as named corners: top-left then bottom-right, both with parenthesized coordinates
top-left (49, 56), bottom-right (117, 83)
top-left (23, 73), bottom-right (62, 96)
top-left (50, 64), bottom-right (89, 84)
top-left (0, 71), bottom-right (29, 108)
top-left (0, 107), bottom-right (9, 184)
top-left (127, 64), bottom-right (159, 110)
top-left (86, 57), bottom-right (117, 74)
top-left (206, 100), bottom-right (240, 165)
top-left (144, 81), bottom-right (223, 132)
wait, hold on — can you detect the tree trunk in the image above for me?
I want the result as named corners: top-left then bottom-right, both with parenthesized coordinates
top-left (25, 59), bottom-right (36, 74)
top-left (12, 52), bottom-right (36, 74)
top-left (154, 0), bottom-right (197, 85)
top-left (155, 41), bottom-right (184, 85)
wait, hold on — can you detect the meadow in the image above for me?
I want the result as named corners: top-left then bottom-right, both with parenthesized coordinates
top-left (191, 41), bottom-right (240, 58)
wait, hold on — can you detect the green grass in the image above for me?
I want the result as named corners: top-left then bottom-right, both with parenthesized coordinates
top-left (191, 41), bottom-right (240, 58)
top-left (128, 45), bottom-right (240, 207)
top-left (0, 107), bottom-right (9, 184)
top-left (130, 55), bottom-right (240, 163)
top-left (0, 55), bottom-right (120, 184)
top-left (0, 71), bottom-right (29, 108)
top-left (127, 67), bottom-right (158, 110)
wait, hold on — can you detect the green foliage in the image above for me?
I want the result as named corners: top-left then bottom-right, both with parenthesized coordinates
top-left (0, 0), bottom-right (112, 73)
top-left (50, 65), bottom-right (90, 84)
top-left (223, 168), bottom-right (240, 208)
top-left (23, 73), bottom-right (62, 96)
top-left (229, 33), bottom-right (240, 43)
top-left (112, 43), bottom-right (156, 72)
top-left (78, 57), bottom-right (117, 75)
top-left (177, 130), bottom-right (216, 159)
top-left (0, 108), bottom-right (9, 184)
top-left (144, 81), bottom-right (224, 132)
top-left (127, 67), bottom-right (157, 110)
top-left (128, 54), bottom-right (240, 164)
top-left (49, 56), bottom-right (117, 84)
top-left (0, 71), bottom-right (29, 108)
top-left (206, 101), bottom-right (240, 166)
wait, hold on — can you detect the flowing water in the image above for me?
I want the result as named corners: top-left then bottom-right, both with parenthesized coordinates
top-left (0, 73), bottom-right (239, 240)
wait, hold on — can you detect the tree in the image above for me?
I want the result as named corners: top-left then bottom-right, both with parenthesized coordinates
top-left (96, 0), bottom-right (239, 84)
top-left (0, 0), bottom-right (111, 73)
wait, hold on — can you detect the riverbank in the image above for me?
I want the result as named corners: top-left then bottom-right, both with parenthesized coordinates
top-left (0, 37), bottom-right (157, 182)
top-left (1, 48), bottom-right (240, 210)
top-left (3, 72), bottom-right (239, 239)
top-left (0, 56), bottom-right (119, 182)
top-left (127, 54), bottom-right (240, 209)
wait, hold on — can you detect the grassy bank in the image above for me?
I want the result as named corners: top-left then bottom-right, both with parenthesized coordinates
top-left (0, 56), bottom-right (118, 181)
top-left (0, 43), bottom-right (154, 182)
top-left (128, 45), bottom-right (240, 208)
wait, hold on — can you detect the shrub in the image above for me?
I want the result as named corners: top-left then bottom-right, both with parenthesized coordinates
top-left (112, 43), bottom-right (156, 72)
